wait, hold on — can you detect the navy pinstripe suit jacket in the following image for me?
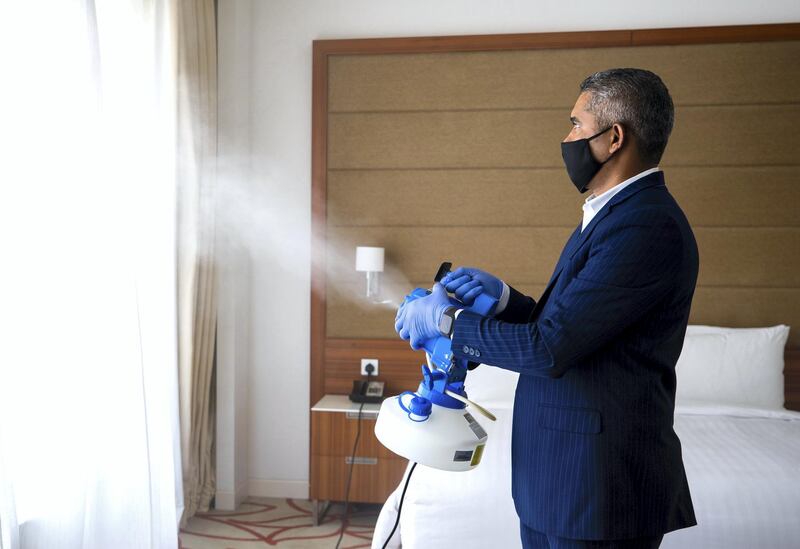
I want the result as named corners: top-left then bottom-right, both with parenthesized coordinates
top-left (452, 171), bottom-right (698, 540)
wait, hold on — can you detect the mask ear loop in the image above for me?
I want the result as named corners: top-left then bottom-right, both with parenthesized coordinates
top-left (586, 126), bottom-right (613, 141)
top-left (593, 125), bottom-right (622, 165)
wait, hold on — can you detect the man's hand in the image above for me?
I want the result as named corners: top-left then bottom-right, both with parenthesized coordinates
top-left (440, 266), bottom-right (504, 306)
top-left (395, 283), bottom-right (452, 350)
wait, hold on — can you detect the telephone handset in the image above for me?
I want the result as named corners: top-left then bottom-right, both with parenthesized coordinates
top-left (349, 379), bottom-right (385, 404)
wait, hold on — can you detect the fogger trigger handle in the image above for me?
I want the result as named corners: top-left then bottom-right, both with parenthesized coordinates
top-left (434, 261), bottom-right (498, 317)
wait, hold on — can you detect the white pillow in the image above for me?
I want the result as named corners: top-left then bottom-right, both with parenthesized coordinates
top-left (676, 325), bottom-right (790, 409)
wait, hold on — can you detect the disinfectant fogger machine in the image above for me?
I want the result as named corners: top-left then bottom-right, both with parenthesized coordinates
top-left (375, 262), bottom-right (498, 471)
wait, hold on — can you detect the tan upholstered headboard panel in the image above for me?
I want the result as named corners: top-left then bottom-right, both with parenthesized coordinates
top-left (311, 25), bottom-right (800, 410)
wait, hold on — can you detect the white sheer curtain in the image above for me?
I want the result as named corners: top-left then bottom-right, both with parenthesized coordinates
top-left (0, 1), bottom-right (182, 548)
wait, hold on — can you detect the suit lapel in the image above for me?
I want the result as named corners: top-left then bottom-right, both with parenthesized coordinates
top-left (547, 224), bottom-right (581, 286)
top-left (530, 171), bottom-right (666, 317)
top-left (568, 171), bottom-right (666, 259)
top-left (530, 224), bottom-right (580, 318)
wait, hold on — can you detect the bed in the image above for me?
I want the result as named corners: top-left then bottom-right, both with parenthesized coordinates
top-left (372, 326), bottom-right (800, 549)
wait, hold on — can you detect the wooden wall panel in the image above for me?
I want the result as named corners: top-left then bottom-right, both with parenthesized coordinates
top-left (328, 169), bottom-right (577, 228)
top-left (328, 110), bottom-right (563, 169)
top-left (327, 285), bottom-right (800, 343)
top-left (328, 167), bottom-right (799, 228)
top-left (663, 106), bottom-right (800, 166)
top-left (328, 42), bottom-right (800, 112)
top-left (328, 226), bottom-right (799, 288)
top-left (326, 284), bottom-right (546, 339)
top-left (329, 106), bottom-right (800, 169)
top-left (327, 226), bottom-right (573, 284)
top-left (323, 339), bottom-right (426, 396)
top-left (667, 168), bottom-right (800, 227)
top-left (694, 229), bottom-right (800, 287)
top-left (689, 288), bottom-right (800, 334)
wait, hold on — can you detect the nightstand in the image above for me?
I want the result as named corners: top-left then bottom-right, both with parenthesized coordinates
top-left (310, 395), bottom-right (408, 525)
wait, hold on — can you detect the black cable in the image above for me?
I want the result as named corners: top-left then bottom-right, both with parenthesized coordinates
top-left (334, 399), bottom-right (365, 549)
top-left (381, 461), bottom-right (417, 549)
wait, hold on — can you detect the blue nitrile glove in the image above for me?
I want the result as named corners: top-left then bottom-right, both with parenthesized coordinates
top-left (394, 283), bottom-right (452, 350)
top-left (440, 266), bottom-right (506, 308)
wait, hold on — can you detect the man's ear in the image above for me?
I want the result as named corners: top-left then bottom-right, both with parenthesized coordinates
top-left (610, 123), bottom-right (625, 153)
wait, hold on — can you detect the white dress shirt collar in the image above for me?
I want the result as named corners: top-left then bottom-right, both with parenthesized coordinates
top-left (581, 167), bottom-right (661, 232)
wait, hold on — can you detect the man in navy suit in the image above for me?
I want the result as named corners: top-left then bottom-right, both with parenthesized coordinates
top-left (395, 68), bottom-right (698, 548)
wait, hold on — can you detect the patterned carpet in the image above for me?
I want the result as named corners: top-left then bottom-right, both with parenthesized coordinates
top-left (179, 497), bottom-right (382, 549)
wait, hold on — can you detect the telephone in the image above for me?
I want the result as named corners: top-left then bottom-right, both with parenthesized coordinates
top-left (349, 379), bottom-right (385, 404)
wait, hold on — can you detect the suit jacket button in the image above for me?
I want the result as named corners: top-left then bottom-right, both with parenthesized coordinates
top-left (463, 345), bottom-right (470, 354)
top-left (469, 348), bottom-right (476, 356)
top-left (475, 350), bottom-right (481, 358)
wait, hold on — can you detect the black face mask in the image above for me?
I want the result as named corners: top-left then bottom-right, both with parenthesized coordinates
top-left (560, 126), bottom-right (613, 193)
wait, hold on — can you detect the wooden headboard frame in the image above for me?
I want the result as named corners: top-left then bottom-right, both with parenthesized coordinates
top-left (311, 23), bottom-right (800, 412)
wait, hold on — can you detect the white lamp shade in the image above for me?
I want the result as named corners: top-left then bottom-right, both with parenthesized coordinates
top-left (355, 246), bottom-right (384, 272)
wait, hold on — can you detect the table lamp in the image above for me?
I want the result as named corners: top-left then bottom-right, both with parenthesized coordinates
top-left (355, 246), bottom-right (384, 301)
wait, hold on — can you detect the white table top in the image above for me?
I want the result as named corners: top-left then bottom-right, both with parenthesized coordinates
top-left (311, 394), bottom-right (381, 416)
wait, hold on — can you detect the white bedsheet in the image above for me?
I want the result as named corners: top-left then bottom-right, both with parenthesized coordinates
top-left (664, 405), bottom-right (800, 549)
top-left (372, 403), bottom-right (800, 549)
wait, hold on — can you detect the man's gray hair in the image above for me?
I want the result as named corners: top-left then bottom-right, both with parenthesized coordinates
top-left (580, 68), bottom-right (674, 165)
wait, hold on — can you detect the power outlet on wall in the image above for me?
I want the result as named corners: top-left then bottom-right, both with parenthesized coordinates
top-left (361, 358), bottom-right (379, 376)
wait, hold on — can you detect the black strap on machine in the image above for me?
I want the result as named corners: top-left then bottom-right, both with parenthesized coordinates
top-left (433, 261), bottom-right (452, 283)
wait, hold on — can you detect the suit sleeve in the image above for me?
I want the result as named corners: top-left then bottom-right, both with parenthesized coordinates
top-left (451, 209), bottom-right (684, 378)
top-left (495, 284), bottom-right (536, 324)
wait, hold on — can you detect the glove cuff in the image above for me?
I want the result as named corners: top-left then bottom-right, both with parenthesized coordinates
top-left (495, 282), bottom-right (511, 314)
top-left (438, 306), bottom-right (457, 338)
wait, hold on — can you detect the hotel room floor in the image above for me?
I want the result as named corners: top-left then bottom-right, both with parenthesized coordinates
top-left (179, 497), bottom-right (380, 549)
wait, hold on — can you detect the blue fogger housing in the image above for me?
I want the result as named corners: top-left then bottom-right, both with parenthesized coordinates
top-left (398, 281), bottom-right (498, 420)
